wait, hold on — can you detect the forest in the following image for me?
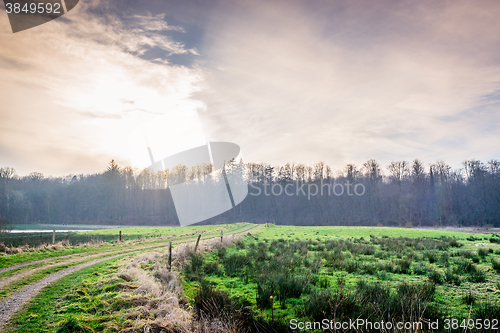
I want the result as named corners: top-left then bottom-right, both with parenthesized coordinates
top-left (0, 158), bottom-right (499, 228)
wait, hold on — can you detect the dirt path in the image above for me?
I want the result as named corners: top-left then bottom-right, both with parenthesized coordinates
top-left (0, 250), bottom-right (125, 290)
top-left (0, 254), bottom-right (81, 274)
top-left (0, 223), bottom-right (257, 276)
top-left (0, 240), bottom-right (178, 293)
top-left (0, 224), bottom-right (260, 331)
top-left (0, 253), bottom-right (130, 331)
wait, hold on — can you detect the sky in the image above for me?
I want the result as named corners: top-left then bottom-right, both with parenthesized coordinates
top-left (0, 0), bottom-right (499, 177)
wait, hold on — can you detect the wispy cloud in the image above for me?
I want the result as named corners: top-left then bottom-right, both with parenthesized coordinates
top-left (0, 0), bottom-right (203, 176)
top-left (195, 0), bottom-right (500, 169)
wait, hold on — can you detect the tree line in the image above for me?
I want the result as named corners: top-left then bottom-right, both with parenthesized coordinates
top-left (0, 158), bottom-right (499, 228)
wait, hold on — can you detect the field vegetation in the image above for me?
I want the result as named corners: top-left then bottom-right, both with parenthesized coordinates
top-left (2, 224), bottom-right (500, 333)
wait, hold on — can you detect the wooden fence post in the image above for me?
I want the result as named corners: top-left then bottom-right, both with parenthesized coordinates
top-left (194, 234), bottom-right (201, 252)
top-left (119, 230), bottom-right (122, 242)
top-left (52, 230), bottom-right (55, 244)
top-left (221, 230), bottom-right (223, 243)
top-left (168, 241), bottom-right (172, 272)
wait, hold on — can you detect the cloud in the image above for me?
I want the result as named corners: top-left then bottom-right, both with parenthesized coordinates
top-left (1, 0), bottom-right (499, 176)
top-left (195, 0), bottom-right (500, 169)
top-left (0, 0), bottom-right (203, 176)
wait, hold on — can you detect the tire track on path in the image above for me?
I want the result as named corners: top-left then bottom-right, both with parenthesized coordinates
top-left (0, 253), bottom-right (131, 331)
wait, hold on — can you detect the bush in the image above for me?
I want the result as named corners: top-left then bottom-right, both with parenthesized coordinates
top-left (193, 281), bottom-right (253, 327)
top-left (455, 259), bottom-right (476, 273)
top-left (439, 252), bottom-right (450, 265)
top-left (256, 282), bottom-right (273, 309)
top-left (492, 259), bottom-right (500, 273)
top-left (444, 268), bottom-right (461, 285)
top-left (300, 289), bottom-right (358, 322)
top-left (412, 262), bottom-right (430, 275)
top-left (223, 253), bottom-right (249, 276)
top-left (448, 238), bottom-right (462, 248)
top-left (184, 252), bottom-right (205, 280)
top-left (203, 261), bottom-right (221, 275)
top-left (343, 260), bottom-right (358, 273)
top-left (256, 274), bottom-right (309, 308)
top-left (425, 251), bottom-right (438, 263)
top-left (473, 302), bottom-right (500, 320)
top-left (429, 270), bottom-right (443, 284)
top-left (462, 291), bottom-right (476, 305)
top-left (396, 258), bottom-right (412, 274)
top-left (468, 269), bottom-right (486, 283)
top-left (478, 248), bottom-right (489, 258)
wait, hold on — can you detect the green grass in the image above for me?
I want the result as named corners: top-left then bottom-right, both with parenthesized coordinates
top-left (184, 226), bottom-right (500, 332)
top-left (4, 257), bottom-right (130, 333)
top-left (0, 251), bottom-right (137, 302)
top-left (252, 224), bottom-right (492, 240)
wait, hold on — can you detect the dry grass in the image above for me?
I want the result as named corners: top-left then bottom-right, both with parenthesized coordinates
top-left (0, 228), bottom-right (215, 255)
top-left (0, 240), bottom-right (75, 254)
top-left (116, 234), bottom-right (243, 333)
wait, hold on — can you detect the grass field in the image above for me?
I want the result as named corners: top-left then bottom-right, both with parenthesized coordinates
top-left (2, 224), bottom-right (500, 332)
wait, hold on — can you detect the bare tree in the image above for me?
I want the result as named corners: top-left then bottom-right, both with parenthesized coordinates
top-left (411, 159), bottom-right (426, 183)
top-left (344, 164), bottom-right (358, 182)
top-left (362, 159), bottom-right (382, 184)
top-left (387, 161), bottom-right (410, 185)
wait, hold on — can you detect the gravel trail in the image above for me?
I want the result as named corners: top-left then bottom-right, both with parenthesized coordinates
top-left (0, 224), bottom-right (260, 331)
top-left (0, 254), bottom-right (80, 274)
top-left (0, 253), bottom-right (130, 331)
top-left (0, 250), bottom-right (124, 290)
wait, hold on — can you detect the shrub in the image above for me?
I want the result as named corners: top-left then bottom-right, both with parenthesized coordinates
top-left (412, 262), bottom-right (429, 275)
top-left (478, 248), bottom-right (489, 258)
top-left (444, 268), bottom-right (461, 285)
top-left (492, 259), bottom-right (500, 273)
top-left (256, 274), bottom-right (309, 308)
top-left (462, 291), bottom-right (476, 305)
top-left (193, 281), bottom-right (253, 327)
top-left (396, 258), bottom-right (413, 274)
top-left (455, 259), bottom-right (476, 274)
top-left (439, 252), bottom-right (450, 265)
top-left (184, 252), bottom-right (205, 280)
top-left (223, 253), bottom-right (249, 277)
top-left (429, 270), bottom-right (443, 284)
top-left (203, 261), bottom-right (221, 275)
top-left (256, 282), bottom-right (273, 309)
top-left (473, 302), bottom-right (500, 320)
top-left (468, 269), bottom-right (486, 283)
top-left (217, 247), bottom-right (227, 259)
top-left (460, 250), bottom-right (474, 259)
top-left (448, 238), bottom-right (462, 248)
top-left (425, 251), bottom-right (438, 263)
top-left (343, 260), bottom-right (358, 273)
top-left (300, 288), bottom-right (358, 322)
top-left (318, 276), bottom-right (329, 289)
